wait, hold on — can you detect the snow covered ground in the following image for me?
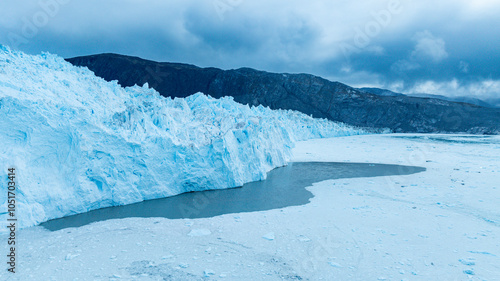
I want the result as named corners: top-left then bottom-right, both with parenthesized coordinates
top-left (2, 133), bottom-right (499, 280)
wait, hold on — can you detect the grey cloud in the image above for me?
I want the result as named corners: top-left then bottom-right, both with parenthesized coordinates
top-left (0, 0), bottom-right (499, 100)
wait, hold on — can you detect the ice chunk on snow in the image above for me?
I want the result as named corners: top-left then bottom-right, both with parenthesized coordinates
top-left (328, 261), bottom-right (343, 268)
top-left (64, 254), bottom-right (80, 260)
top-left (262, 232), bottom-right (275, 240)
top-left (187, 228), bottom-right (212, 237)
top-left (204, 269), bottom-right (215, 277)
top-left (0, 45), bottom-right (368, 230)
top-left (458, 258), bottom-right (475, 266)
top-left (297, 235), bottom-right (311, 242)
top-left (463, 269), bottom-right (475, 275)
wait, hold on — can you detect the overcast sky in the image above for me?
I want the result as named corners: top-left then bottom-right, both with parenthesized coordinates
top-left (1, 0), bottom-right (499, 102)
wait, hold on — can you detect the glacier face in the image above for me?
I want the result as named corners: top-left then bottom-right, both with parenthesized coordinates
top-left (0, 45), bottom-right (367, 229)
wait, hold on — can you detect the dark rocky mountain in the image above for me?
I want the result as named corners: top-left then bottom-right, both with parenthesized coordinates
top-left (357, 87), bottom-right (405, 97)
top-left (408, 93), bottom-right (496, 108)
top-left (360, 88), bottom-right (497, 108)
top-left (66, 54), bottom-right (500, 134)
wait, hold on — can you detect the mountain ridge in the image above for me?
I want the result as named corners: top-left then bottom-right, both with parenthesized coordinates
top-left (66, 53), bottom-right (500, 134)
top-left (359, 87), bottom-right (497, 108)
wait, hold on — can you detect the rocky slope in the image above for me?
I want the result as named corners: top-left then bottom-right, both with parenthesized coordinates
top-left (67, 54), bottom-right (500, 134)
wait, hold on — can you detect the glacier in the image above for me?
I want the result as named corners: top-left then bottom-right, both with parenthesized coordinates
top-left (0, 45), bottom-right (368, 229)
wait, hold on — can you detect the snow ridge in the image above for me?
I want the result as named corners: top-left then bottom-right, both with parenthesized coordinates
top-left (0, 45), bottom-right (367, 229)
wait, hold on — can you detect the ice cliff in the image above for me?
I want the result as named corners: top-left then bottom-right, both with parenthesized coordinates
top-left (0, 45), bottom-right (367, 229)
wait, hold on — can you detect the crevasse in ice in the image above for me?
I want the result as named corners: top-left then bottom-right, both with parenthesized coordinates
top-left (0, 45), bottom-right (367, 229)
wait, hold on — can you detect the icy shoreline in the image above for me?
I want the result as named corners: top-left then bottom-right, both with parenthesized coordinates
top-left (0, 45), bottom-right (367, 229)
top-left (1, 134), bottom-right (498, 280)
top-left (40, 162), bottom-right (425, 231)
